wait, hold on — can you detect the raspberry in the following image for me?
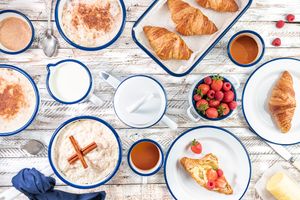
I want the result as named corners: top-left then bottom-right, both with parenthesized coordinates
top-left (272, 38), bottom-right (281, 47)
top-left (286, 14), bottom-right (295, 22)
top-left (276, 20), bottom-right (285, 28)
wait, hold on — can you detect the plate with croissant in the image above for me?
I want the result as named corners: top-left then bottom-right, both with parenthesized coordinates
top-left (132, 0), bottom-right (252, 77)
top-left (164, 126), bottom-right (251, 200)
top-left (242, 58), bottom-right (300, 145)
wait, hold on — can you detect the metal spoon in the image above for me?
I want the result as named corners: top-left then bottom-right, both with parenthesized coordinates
top-left (21, 139), bottom-right (45, 155)
top-left (40, 0), bottom-right (58, 57)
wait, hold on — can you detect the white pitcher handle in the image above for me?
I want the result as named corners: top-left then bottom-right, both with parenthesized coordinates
top-left (187, 106), bottom-right (200, 122)
top-left (99, 71), bottom-right (121, 89)
top-left (161, 115), bottom-right (178, 130)
top-left (89, 94), bottom-right (104, 106)
top-left (227, 75), bottom-right (240, 89)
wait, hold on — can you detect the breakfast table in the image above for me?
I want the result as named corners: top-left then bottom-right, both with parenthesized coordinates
top-left (1, 0), bottom-right (300, 199)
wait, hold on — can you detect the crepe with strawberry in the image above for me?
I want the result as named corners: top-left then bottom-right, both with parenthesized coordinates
top-left (180, 153), bottom-right (233, 195)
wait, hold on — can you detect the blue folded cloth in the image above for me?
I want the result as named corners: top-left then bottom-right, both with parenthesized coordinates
top-left (12, 168), bottom-right (106, 200)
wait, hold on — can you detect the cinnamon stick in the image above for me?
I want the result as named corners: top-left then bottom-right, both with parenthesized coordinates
top-left (68, 142), bottom-right (97, 164)
top-left (69, 136), bottom-right (88, 169)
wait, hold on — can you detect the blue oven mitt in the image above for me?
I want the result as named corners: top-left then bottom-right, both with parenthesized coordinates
top-left (12, 168), bottom-right (106, 200)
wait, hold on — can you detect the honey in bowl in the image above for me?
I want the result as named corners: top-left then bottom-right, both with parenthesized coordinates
top-left (130, 141), bottom-right (160, 170)
top-left (230, 35), bottom-right (259, 65)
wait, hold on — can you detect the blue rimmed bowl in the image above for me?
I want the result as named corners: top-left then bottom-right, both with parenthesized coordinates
top-left (55, 0), bottom-right (126, 51)
top-left (127, 139), bottom-right (164, 176)
top-left (187, 75), bottom-right (238, 122)
top-left (227, 30), bottom-right (265, 67)
top-left (0, 64), bottom-right (40, 136)
top-left (0, 10), bottom-right (34, 54)
top-left (48, 116), bottom-right (122, 189)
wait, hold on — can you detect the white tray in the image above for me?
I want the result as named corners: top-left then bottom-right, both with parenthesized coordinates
top-left (132, 0), bottom-right (252, 77)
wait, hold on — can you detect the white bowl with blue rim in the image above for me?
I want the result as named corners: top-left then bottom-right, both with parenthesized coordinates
top-left (127, 139), bottom-right (164, 176)
top-left (187, 75), bottom-right (239, 122)
top-left (227, 30), bottom-right (265, 67)
top-left (48, 115), bottom-right (122, 189)
top-left (46, 59), bottom-right (104, 105)
top-left (0, 10), bottom-right (34, 54)
top-left (243, 58), bottom-right (300, 145)
top-left (100, 71), bottom-right (178, 130)
top-left (0, 64), bottom-right (40, 136)
top-left (164, 126), bottom-right (251, 200)
top-left (54, 0), bottom-right (126, 51)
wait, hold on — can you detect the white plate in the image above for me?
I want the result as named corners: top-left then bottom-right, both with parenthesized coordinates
top-left (164, 126), bottom-right (251, 200)
top-left (243, 58), bottom-right (300, 145)
top-left (132, 0), bottom-right (252, 76)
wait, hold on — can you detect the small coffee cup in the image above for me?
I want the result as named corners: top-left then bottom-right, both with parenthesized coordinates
top-left (127, 139), bottom-right (164, 176)
top-left (46, 59), bottom-right (104, 105)
top-left (227, 30), bottom-right (265, 67)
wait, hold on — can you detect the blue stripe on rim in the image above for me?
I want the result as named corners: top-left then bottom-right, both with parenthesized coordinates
top-left (242, 57), bottom-right (300, 146)
top-left (54, 0), bottom-right (126, 51)
top-left (0, 10), bottom-right (35, 55)
top-left (191, 76), bottom-right (237, 121)
top-left (164, 125), bottom-right (252, 200)
top-left (48, 115), bottom-right (122, 189)
top-left (0, 64), bottom-right (40, 136)
top-left (127, 139), bottom-right (164, 176)
top-left (227, 30), bottom-right (265, 67)
top-left (46, 59), bottom-right (93, 104)
top-left (131, 0), bottom-right (253, 77)
top-left (113, 75), bottom-right (168, 129)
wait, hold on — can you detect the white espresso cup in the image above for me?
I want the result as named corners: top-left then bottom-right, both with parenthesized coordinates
top-left (46, 59), bottom-right (104, 105)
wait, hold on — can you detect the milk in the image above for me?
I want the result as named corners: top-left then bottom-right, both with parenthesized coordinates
top-left (48, 62), bottom-right (90, 102)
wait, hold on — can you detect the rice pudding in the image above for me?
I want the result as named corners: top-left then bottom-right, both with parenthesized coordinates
top-left (0, 17), bottom-right (31, 51)
top-left (61, 0), bottom-right (122, 47)
top-left (52, 118), bottom-right (119, 185)
top-left (0, 68), bottom-right (37, 133)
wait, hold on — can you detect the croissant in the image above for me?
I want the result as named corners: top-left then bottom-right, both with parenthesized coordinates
top-left (168, 0), bottom-right (217, 36)
top-left (196, 0), bottom-right (239, 12)
top-left (268, 71), bottom-right (296, 133)
top-left (143, 26), bottom-right (193, 60)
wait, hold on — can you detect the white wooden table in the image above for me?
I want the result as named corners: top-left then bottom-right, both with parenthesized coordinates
top-left (1, 0), bottom-right (300, 199)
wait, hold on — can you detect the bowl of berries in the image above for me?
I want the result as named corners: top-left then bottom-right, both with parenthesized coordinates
top-left (187, 75), bottom-right (238, 121)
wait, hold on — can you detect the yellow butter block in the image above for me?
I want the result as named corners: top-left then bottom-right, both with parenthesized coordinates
top-left (266, 172), bottom-right (300, 200)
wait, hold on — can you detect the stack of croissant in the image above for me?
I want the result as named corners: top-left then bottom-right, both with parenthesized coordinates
top-left (143, 0), bottom-right (239, 60)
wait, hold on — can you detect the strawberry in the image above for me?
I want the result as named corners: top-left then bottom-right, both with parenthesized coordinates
top-left (207, 90), bottom-right (215, 99)
top-left (228, 101), bottom-right (237, 110)
top-left (218, 103), bottom-right (230, 116)
top-left (223, 91), bottom-right (235, 103)
top-left (272, 38), bottom-right (281, 47)
top-left (193, 94), bottom-right (202, 101)
top-left (207, 169), bottom-right (218, 182)
top-left (222, 82), bottom-right (232, 91)
top-left (191, 139), bottom-right (202, 154)
top-left (286, 14), bottom-right (295, 22)
top-left (206, 181), bottom-right (215, 190)
top-left (204, 76), bottom-right (212, 85)
top-left (206, 107), bottom-right (218, 119)
top-left (276, 20), bottom-right (285, 28)
top-left (197, 84), bottom-right (210, 96)
top-left (215, 91), bottom-right (224, 101)
top-left (196, 99), bottom-right (209, 113)
top-left (209, 99), bottom-right (220, 108)
top-left (215, 177), bottom-right (227, 189)
top-left (217, 169), bottom-right (223, 177)
top-left (211, 75), bottom-right (224, 91)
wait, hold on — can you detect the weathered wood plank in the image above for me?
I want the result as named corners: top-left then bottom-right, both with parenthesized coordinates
top-left (1, 0), bottom-right (300, 22)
